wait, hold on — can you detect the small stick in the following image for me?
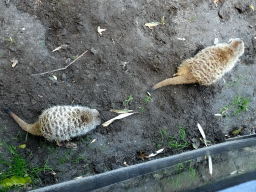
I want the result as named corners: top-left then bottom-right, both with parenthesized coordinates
top-left (32, 50), bottom-right (88, 76)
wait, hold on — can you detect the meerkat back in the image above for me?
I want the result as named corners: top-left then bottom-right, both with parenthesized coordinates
top-left (189, 38), bottom-right (244, 85)
top-left (39, 106), bottom-right (101, 142)
top-left (151, 38), bottom-right (244, 90)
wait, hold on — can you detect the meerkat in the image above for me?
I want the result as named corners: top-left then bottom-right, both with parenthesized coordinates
top-left (151, 38), bottom-right (244, 91)
top-left (4, 106), bottom-right (101, 148)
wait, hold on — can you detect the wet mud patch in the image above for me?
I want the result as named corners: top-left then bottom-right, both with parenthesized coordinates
top-left (0, 0), bottom-right (256, 190)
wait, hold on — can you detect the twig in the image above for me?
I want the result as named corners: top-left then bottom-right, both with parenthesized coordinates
top-left (32, 50), bottom-right (88, 76)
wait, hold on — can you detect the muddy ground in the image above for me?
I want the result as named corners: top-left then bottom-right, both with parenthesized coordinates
top-left (0, 0), bottom-right (256, 191)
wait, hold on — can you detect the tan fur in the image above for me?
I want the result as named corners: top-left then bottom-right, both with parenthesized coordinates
top-left (7, 106), bottom-right (101, 142)
top-left (152, 38), bottom-right (244, 90)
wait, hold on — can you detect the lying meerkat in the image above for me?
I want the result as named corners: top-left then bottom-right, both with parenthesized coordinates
top-left (151, 38), bottom-right (244, 91)
top-left (4, 106), bottom-right (101, 148)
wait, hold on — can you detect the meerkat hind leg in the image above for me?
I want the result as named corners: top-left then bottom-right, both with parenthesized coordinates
top-left (56, 141), bottom-right (77, 149)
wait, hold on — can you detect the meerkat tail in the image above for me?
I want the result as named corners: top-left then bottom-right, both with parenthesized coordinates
top-left (152, 75), bottom-right (197, 91)
top-left (4, 108), bottom-right (42, 136)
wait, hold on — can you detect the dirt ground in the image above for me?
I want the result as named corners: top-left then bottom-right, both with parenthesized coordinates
top-left (0, 0), bottom-right (256, 191)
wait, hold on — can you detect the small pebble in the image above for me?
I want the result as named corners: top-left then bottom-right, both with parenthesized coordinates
top-left (90, 48), bottom-right (98, 55)
top-left (62, 73), bottom-right (66, 81)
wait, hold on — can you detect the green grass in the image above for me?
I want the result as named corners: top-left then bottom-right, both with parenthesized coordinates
top-left (40, 41), bottom-right (44, 46)
top-left (137, 106), bottom-right (145, 113)
top-left (232, 96), bottom-right (251, 115)
top-left (220, 96), bottom-right (251, 117)
top-left (143, 95), bottom-right (152, 105)
top-left (189, 15), bottom-right (197, 22)
top-left (227, 75), bottom-right (242, 87)
top-left (73, 156), bottom-right (87, 164)
top-left (161, 16), bottom-right (165, 25)
top-left (7, 38), bottom-right (15, 43)
top-left (156, 127), bottom-right (190, 149)
top-left (0, 141), bottom-right (53, 190)
top-left (123, 95), bottom-right (133, 108)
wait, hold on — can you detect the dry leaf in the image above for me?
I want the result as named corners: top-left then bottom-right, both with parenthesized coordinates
top-left (52, 75), bottom-right (57, 80)
top-left (197, 122), bottom-right (213, 175)
top-left (177, 38), bottom-right (186, 41)
top-left (102, 113), bottom-right (136, 127)
top-left (232, 128), bottom-right (242, 135)
top-left (212, 0), bottom-right (222, 7)
top-left (145, 22), bottom-right (160, 29)
top-left (140, 153), bottom-right (149, 159)
top-left (52, 44), bottom-right (68, 52)
top-left (197, 123), bottom-right (207, 146)
top-left (208, 155), bottom-right (213, 175)
top-left (19, 144), bottom-right (26, 149)
top-left (110, 109), bottom-right (133, 114)
top-left (251, 5), bottom-right (254, 11)
top-left (91, 139), bottom-right (96, 143)
top-left (11, 59), bottom-right (18, 68)
top-left (98, 26), bottom-right (107, 35)
top-left (148, 148), bottom-right (164, 158)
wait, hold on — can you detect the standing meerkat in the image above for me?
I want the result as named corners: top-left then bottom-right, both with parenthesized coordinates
top-left (4, 106), bottom-right (101, 148)
top-left (151, 38), bottom-right (244, 91)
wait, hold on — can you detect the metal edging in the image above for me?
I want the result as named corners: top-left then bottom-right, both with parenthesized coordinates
top-left (32, 137), bottom-right (256, 192)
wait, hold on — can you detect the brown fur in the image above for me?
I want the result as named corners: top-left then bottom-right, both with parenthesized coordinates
top-left (152, 38), bottom-right (244, 91)
top-left (5, 106), bottom-right (101, 144)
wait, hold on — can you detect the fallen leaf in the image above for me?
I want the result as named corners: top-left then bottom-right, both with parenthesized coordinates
top-left (110, 109), bottom-right (133, 114)
top-left (145, 22), bottom-right (160, 29)
top-left (197, 123), bottom-right (207, 146)
top-left (102, 113), bottom-right (136, 127)
top-left (251, 5), bottom-right (254, 11)
top-left (52, 75), bottom-right (57, 81)
top-left (0, 176), bottom-right (31, 188)
top-left (212, 0), bottom-right (222, 7)
top-left (97, 26), bottom-right (107, 35)
top-left (148, 148), bottom-right (164, 158)
top-left (52, 44), bottom-right (68, 52)
top-left (232, 128), bottom-right (242, 135)
top-left (177, 38), bottom-right (186, 41)
top-left (91, 139), bottom-right (96, 143)
top-left (11, 59), bottom-right (18, 68)
top-left (19, 144), bottom-right (26, 149)
top-left (197, 123), bottom-right (213, 175)
top-left (208, 155), bottom-right (213, 175)
top-left (140, 153), bottom-right (149, 159)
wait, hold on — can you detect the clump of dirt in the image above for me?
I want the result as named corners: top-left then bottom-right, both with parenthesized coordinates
top-left (0, 0), bottom-right (256, 190)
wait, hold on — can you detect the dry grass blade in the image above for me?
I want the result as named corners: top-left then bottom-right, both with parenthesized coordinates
top-left (11, 59), bottom-right (18, 68)
top-left (208, 155), bottom-right (212, 175)
top-left (102, 113), bottom-right (136, 127)
top-left (145, 22), bottom-right (160, 29)
top-left (148, 148), bottom-right (164, 158)
top-left (52, 44), bottom-right (68, 52)
top-left (197, 122), bottom-right (213, 175)
top-left (197, 123), bottom-right (207, 146)
top-left (110, 109), bottom-right (133, 114)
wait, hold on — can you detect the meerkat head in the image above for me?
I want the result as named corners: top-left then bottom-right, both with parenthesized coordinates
top-left (91, 109), bottom-right (101, 126)
top-left (228, 38), bottom-right (244, 57)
